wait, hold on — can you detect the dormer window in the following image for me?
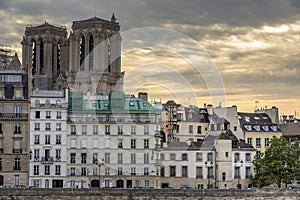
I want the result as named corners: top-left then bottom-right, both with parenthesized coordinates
top-left (254, 116), bottom-right (260, 120)
top-left (253, 125), bottom-right (260, 131)
top-left (262, 125), bottom-right (269, 131)
top-left (245, 116), bottom-right (250, 122)
top-left (244, 125), bottom-right (252, 131)
top-left (188, 110), bottom-right (195, 119)
top-left (270, 126), bottom-right (278, 132)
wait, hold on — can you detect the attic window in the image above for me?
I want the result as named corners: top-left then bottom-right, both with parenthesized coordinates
top-left (254, 116), bottom-right (260, 120)
top-left (263, 116), bottom-right (268, 120)
top-left (244, 125), bottom-right (252, 131)
top-left (253, 125), bottom-right (260, 131)
top-left (270, 126), bottom-right (278, 132)
top-left (245, 116), bottom-right (250, 122)
top-left (262, 126), bottom-right (269, 131)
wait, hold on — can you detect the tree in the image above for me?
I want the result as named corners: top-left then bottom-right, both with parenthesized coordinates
top-left (252, 136), bottom-right (300, 188)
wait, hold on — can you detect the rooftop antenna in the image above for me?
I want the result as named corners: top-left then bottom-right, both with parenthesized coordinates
top-left (255, 100), bottom-right (259, 111)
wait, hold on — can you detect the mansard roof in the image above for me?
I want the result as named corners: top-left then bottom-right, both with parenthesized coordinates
top-left (184, 107), bottom-right (209, 123)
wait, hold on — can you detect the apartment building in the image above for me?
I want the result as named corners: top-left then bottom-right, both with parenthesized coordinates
top-left (29, 89), bottom-right (68, 188)
top-left (66, 91), bottom-right (162, 188)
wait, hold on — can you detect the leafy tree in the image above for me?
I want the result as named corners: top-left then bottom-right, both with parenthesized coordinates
top-left (252, 136), bottom-right (300, 188)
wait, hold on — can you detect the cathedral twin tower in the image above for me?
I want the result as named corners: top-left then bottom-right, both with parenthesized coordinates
top-left (21, 14), bottom-right (123, 95)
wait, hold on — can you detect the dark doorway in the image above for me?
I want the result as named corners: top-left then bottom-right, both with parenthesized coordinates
top-left (161, 183), bottom-right (169, 188)
top-left (126, 180), bottom-right (132, 188)
top-left (237, 184), bottom-right (242, 189)
top-left (116, 180), bottom-right (124, 188)
top-left (91, 180), bottom-right (100, 188)
top-left (52, 180), bottom-right (63, 188)
top-left (0, 176), bottom-right (3, 186)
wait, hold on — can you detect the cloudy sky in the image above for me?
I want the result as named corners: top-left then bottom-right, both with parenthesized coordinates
top-left (0, 0), bottom-right (300, 116)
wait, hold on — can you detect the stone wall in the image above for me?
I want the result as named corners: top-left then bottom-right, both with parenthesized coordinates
top-left (0, 188), bottom-right (299, 200)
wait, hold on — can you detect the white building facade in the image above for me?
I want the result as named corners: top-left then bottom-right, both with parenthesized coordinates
top-left (29, 90), bottom-right (68, 188)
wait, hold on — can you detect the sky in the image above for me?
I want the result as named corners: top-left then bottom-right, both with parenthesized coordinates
top-left (0, 0), bottom-right (300, 116)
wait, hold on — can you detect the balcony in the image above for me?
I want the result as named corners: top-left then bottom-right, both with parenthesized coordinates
top-left (0, 113), bottom-right (28, 120)
top-left (41, 156), bottom-right (54, 164)
top-left (13, 148), bottom-right (22, 153)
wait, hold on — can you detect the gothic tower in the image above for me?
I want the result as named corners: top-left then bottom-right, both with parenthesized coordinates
top-left (67, 14), bottom-right (124, 95)
top-left (21, 22), bottom-right (68, 90)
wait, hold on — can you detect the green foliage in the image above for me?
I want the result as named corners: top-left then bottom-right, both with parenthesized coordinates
top-left (252, 136), bottom-right (300, 188)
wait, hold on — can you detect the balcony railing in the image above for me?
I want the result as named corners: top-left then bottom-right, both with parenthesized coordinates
top-left (13, 148), bottom-right (22, 153)
top-left (41, 156), bottom-right (54, 164)
top-left (0, 113), bottom-right (28, 119)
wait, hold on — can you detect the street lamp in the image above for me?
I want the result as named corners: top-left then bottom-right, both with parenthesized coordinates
top-left (205, 161), bottom-right (213, 189)
top-left (95, 159), bottom-right (104, 188)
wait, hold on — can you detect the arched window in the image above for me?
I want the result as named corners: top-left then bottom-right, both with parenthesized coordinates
top-left (39, 39), bottom-right (44, 74)
top-left (57, 41), bottom-right (62, 76)
top-left (79, 35), bottom-right (85, 70)
top-left (88, 34), bottom-right (94, 71)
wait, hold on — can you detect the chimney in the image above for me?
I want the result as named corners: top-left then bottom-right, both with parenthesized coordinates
top-left (207, 104), bottom-right (213, 115)
top-left (138, 92), bottom-right (148, 101)
top-left (204, 103), bottom-right (207, 108)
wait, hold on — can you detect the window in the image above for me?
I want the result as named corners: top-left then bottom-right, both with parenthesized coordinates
top-left (118, 153), bottom-right (123, 164)
top-left (225, 152), bottom-right (229, 157)
top-left (35, 111), bottom-right (40, 118)
top-left (56, 123), bottom-right (62, 131)
top-left (46, 111), bottom-right (51, 119)
top-left (34, 123), bottom-right (40, 131)
top-left (170, 153), bottom-right (176, 160)
top-left (131, 153), bottom-right (136, 164)
top-left (34, 165), bottom-right (39, 175)
top-left (144, 125), bottom-right (149, 134)
top-left (207, 167), bottom-right (213, 178)
top-left (105, 138), bottom-right (110, 148)
top-left (160, 153), bottom-right (165, 161)
top-left (0, 123), bottom-right (2, 134)
top-left (14, 157), bottom-right (21, 170)
top-left (144, 153), bottom-right (149, 164)
top-left (81, 139), bottom-right (87, 149)
top-left (93, 125), bottom-right (98, 135)
top-left (56, 111), bottom-right (62, 119)
top-left (71, 125), bottom-right (76, 135)
top-left (45, 135), bottom-right (50, 144)
top-left (222, 172), bottom-right (226, 181)
top-left (182, 153), bottom-right (188, 161)
top-left (234, 167), bottom-right (240, 178)
top-left (105, 153), bottom-right (110, 164)
top-left (81, 167), bottom-right (87, 176)
top-left (131, 139), bottom-right (136, 149)
top-left (14, 123), bottom-right (21, 133)
top-left (196, 167), bottom-right (203, 178)
top-left (34, 149), bottom-right (40, 160)
top-left (182, 166), bottom-right (188, 177)
top-left (45, 123), bottom-right (51, 131)
top-left (145, 180), bottom-right (150, 188)
top-left (197, 126), bottom-right (202, 134)
top-left (234, 126), bottom-right (237, 131)
top-left (196, 153), bottom-right (202, 161)
top-left (70, 167), bottom-right (75, 176)
top-left (105, 168), bottom-right (110, 175)
top-left (92, 153), bottom-right (98, 164)
top-left (55, 149), bottom-right (61, 161)
top-left (246, 153), bottom-right (251, 161)
top-left (82, 125), bottom-right (87, 135)
top-left (234, 153), bottom-right (240, 162)
top-left (117, 139), bottom-right (123, 148)
top-left (207, 153), bottom-right (213, 161)
top-left (160, 167), bottom-right (165, 177)
top-left (93, 139), bottom-right (98, 148)
top-left (247, 138), bottom-right (252, 146)
top-left (70, 139), bottom-right (76, 148)
top-left (131, 167), bottom-right (136, 175)
top-left (253, 125), bottom-right (260, 131)
top-left (14, 105), bottom-right (21, 118)
top-left (70, 153), bottom-right (76, 163)
top-left (144, 167), bottom-right (149, 175)
top-left (56, 135), bottom-right (61, 144)
top-left (131, 126), bottom-right (136, 135)
top-left (55, 165), bottom-right (61, 175)
top-left (189, 125), bottom-right (193, 134)
top-left (265, 138), bottom-right (270, 147)
top-left (246, 167), bottom-right (251, 178)
top-left (144, 139), bottom-right (149, 149)
top-left (81, 153), bottom-right (87, 164)
top-left (105, 125), bottom-right (110, 135)
top-left (44, 165), bottom-right (50, 175)
top-left (170, 166), bottom-right (176, 177)
top-left (117, 167), bottom-right (123, 175)
top-left (34, 135), bottom-right (40, 144)
top-left (256, 138), bottom-right (261, 148)
top-left (118, 126), bottom-right (123, 135)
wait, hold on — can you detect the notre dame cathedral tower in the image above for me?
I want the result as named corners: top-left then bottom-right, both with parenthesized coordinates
top-left (21, 14), bottom-right (124, 94)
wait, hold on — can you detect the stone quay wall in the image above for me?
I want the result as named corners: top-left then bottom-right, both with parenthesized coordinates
top-left (0, 188), bottom-right (299, 200)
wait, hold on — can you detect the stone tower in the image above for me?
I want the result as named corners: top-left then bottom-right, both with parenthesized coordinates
top-left (21, 22), bottom-right (68, 90)
top-left (67, 14), bottom-right (124, 95)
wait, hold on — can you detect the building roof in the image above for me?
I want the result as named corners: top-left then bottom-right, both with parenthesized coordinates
top-left (210, 113), bottom-right (229, 124)
top-left (279, 123), bottom-right (300, 136)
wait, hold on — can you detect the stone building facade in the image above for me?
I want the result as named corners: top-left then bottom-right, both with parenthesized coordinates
top-left (0, 58), bottom-right (30, 186)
